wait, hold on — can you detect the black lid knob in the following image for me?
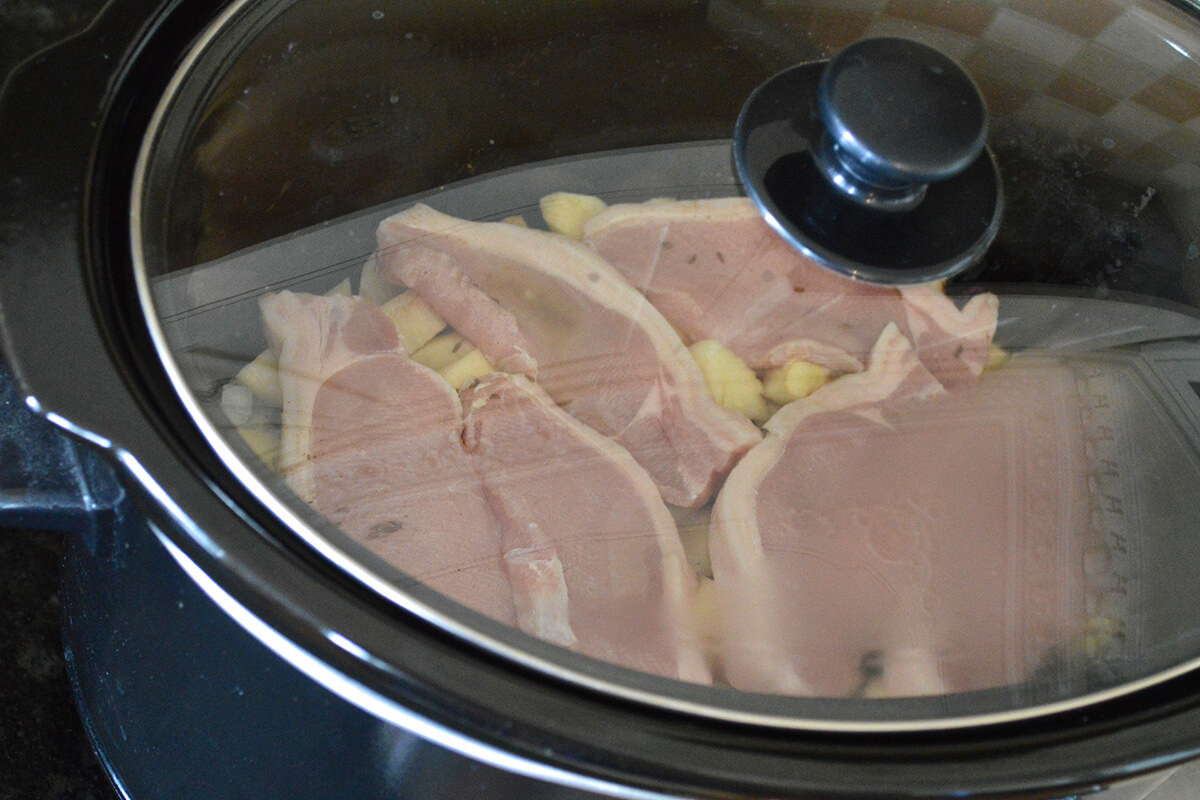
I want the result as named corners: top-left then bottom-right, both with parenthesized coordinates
top-left (815, 37), bottom-right (988, 210)
top-left (733, 37), bottom-right (1003, 284)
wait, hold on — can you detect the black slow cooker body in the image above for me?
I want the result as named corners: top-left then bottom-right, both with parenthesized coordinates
top-left (6, 0), bottom-right (1200, 798)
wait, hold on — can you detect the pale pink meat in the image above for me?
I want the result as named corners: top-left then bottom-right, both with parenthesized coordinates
top-left (463, 373), bottom-right (709, 681)
top-left (583, 198), bottom-right (998, 384)
top-left (900, 283), bottom-right (999, 390)
top-left (709, 327), bottom-right (1090, 696)
top-left (262, 292), bottom-right (708, 681)
top-left (376, 204), bottom-right (761, 507)
top-left (263, 291), bottom-right (515, 620)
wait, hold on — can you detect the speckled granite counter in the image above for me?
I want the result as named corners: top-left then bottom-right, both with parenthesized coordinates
top-left (2, 5), bottom-right (116, 798)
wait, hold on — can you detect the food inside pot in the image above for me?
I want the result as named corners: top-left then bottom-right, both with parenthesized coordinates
top-left (213, 191), bottom-right (1150, 699)
top-left (258, 288), bottom-right (710, 680)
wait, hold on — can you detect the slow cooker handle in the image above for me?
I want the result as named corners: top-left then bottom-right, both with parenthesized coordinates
top-left (0, 0), bottom-right (183, 561)
top-left (0, 357), bottom-right (127, 557)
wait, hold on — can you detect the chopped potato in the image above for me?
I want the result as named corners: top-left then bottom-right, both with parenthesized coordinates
top-left (689, 340), bottom-right (771, 422)
top-left (540, 192), bottom-right (608, 240)
top-left (983, 344), bottom-right (1010, 372)
top-left (223, 378), bottom-right (280, 467)
top-left (440, 349), bottom-right (494, 390)
top-left (325, 276), bottom-right (352, 298)
top-left (358, 252), bottom-right (400, 306)
top-left (413, 331), bottom-right (494, 388)
top-left (671, 505), bottom-right (713, 578)
top-left (380, 292), bottom-right (447, 353)
top-left (235, 350), bottom-right (282, 407)
top-left (1075, 615), bottom-right (1120, 660)
top-left (762, 360), bottom-right (831, 405)
top-left (691, 577), bottom-right (722, 654)
top-left (411, 331), bottom-right (474, 372)
top-left (220, 382), bottom-right (255, 427)
top-left (502, 215), bottom-right (529, 227)
top-left (235, 421), bottom-right (281, 471)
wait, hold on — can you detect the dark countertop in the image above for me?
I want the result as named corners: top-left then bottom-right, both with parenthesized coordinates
top-left (0, 533), bottom-right (113, 800)
top-left (2, 5), bottom-right (119, 799)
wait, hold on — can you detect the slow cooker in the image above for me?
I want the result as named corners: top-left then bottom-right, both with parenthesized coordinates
top-left (4, 0), bottom-right (1200, 797)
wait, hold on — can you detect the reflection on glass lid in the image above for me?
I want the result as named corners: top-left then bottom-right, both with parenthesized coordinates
top-left (140, 0), bottom-right (1200, 724)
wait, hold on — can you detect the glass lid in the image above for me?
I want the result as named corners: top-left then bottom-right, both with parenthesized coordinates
top-left (134, 0), bottom-right (1200, 730)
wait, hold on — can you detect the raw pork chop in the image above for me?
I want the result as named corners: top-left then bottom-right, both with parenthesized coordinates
top-left (462, 373), bottom-right (709, 681)
top-left (376, 203), bottom-right (761, 507)
top-left (583, 198), bottom-right (998, 388)
top-left (708, 325), bottom-right (1091, 696)
top-left (262, 292), bottom-right (708, 681)
top-left (262, 290), bottom-right (514, 620)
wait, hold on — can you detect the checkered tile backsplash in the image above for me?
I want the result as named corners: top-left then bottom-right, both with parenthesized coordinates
top-left (760, 0), bottom-right (1200, 213)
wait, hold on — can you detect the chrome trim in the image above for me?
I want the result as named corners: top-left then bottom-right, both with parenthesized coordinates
top-left (129, 0), bottom-right (1200, 736)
